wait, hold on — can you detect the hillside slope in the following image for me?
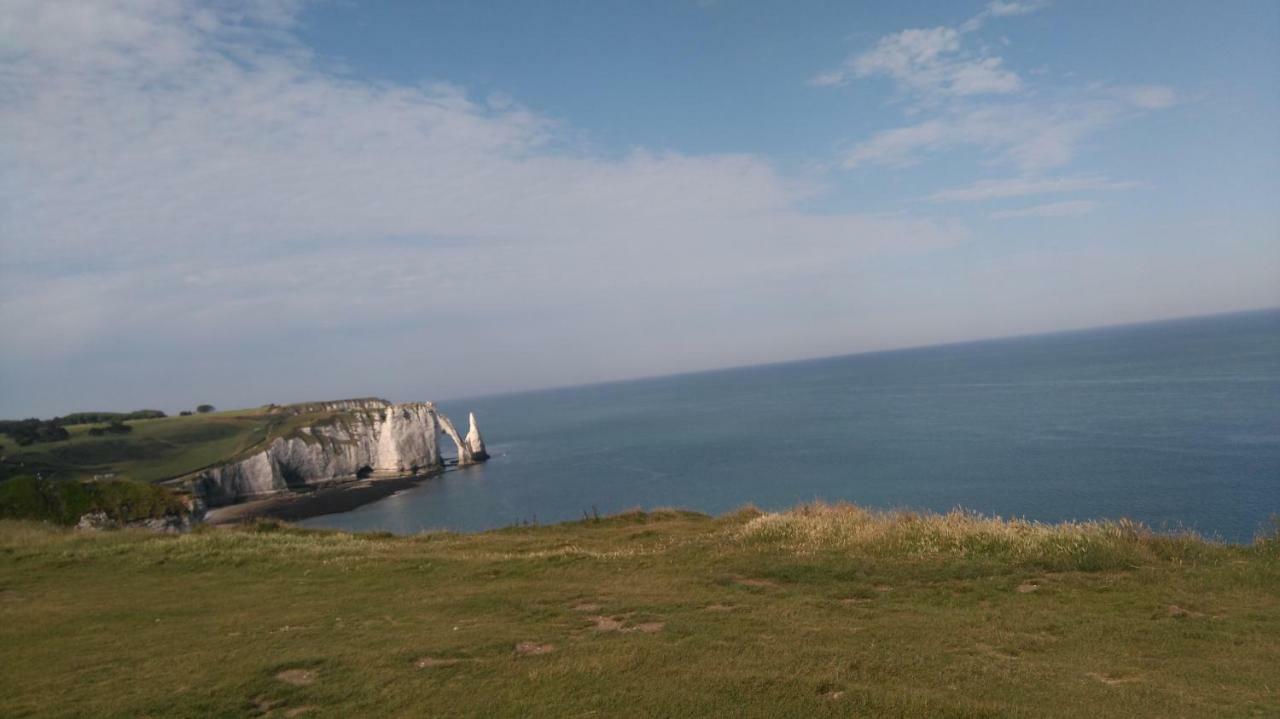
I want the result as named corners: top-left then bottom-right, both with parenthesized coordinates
top-left (1, 503), bottom-right (1276, 718)
top-left (0, 406), bottom-right (289, 484)
top-left (0, 399), bottom-right (474, 497)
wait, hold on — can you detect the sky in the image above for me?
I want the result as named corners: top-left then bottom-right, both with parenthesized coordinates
top-left (1, 0), bottom-right (1277, 417)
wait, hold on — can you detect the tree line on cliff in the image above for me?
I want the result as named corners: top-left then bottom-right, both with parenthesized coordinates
top-left (0, 407), bottom-right (217, 447)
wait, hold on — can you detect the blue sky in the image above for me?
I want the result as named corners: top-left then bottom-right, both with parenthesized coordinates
top-left (0, 0), bottom-right (1277, 416)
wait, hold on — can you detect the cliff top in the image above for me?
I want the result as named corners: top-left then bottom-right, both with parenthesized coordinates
top-left (3, 503), bottom-right (1276, 716)
top-left (276, 398), bottom-right (392, 415)
top-left (0, 398), bottom-right (437, 486)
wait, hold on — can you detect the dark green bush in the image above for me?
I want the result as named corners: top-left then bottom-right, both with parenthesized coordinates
top-left (1, 409), bottom-right (164, 445)
top-left (87, 421), bottom-right (133, 437)
top-left (57, 410), bottom-right (166, 425)
top-left (0, 475), bottom-right (187, 525)
top-left (0, 419), bottom-right (70, 446)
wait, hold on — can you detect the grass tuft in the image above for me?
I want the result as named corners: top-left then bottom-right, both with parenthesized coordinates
top-left (730, 502), bottom-right (1226, 571)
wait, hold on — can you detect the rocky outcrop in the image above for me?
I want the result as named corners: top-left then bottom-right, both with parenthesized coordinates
top-left (465, 412), bottom-right (489, 461)
top-left (77, 510), bottom-right (197, 533)
top-left (284, 398), bottom-right (391, 414)
top-left (192, 400), bottom-right (486, 507)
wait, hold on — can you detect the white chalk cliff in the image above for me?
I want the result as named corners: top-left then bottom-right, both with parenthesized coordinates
top-left (193, 399), bottom-right (486, 506)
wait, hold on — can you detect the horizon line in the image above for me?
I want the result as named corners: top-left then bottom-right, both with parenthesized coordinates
top-left (436, 304), bottom-right (1280, 407)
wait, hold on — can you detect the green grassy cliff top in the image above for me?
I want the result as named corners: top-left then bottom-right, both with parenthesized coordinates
top-left (1, 503), bottom-right (1277, 717)
top-left (0, 402), bottom-right (383, 485)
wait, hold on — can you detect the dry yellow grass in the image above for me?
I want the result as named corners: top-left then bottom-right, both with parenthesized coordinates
top-left (731, 502), bottom-right (1231, 570)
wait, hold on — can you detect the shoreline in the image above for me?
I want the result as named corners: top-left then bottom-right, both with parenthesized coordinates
top-left (202, 471), bottom-right (440, 525)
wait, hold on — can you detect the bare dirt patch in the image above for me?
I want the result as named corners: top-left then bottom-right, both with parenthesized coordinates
top-left (839, 597), bottom-right (871, 606)
top-left (1016, 582), bottom-right (1041, 593)
top-left (251, 696), bottom-right (282, 715)
top-left (587, 615), bottom-right (627, 632)
top-left (275, 669), bottom-right (317, 686)
top-left (515, 642), bottom-right (555, 656)
top-left (816, 681), bottom-right (845, 701)
top-left (1087, 672), bottom-right (1141, 686)
top-left (973, 643), bottom-right (1019, 661)
top-left (1167, 605), bottom-right (1204, 619)
top-left (285, 707), bottom-right (316, 717)
top-left (572, 602), bottom-right (602, 612)
top-left (585, 615), bottom-right (666, 633)
top-left (736, 578), bottom-right (776, 588)
top-left (873, 584), bottom-right (893, 593)
top-left (414, 657), bottom-right (462, 669)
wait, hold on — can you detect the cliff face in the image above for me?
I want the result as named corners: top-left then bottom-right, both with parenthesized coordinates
top-left (193, 401), bottom-right (480, 507)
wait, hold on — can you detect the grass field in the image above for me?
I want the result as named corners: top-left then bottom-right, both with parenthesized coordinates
top-left (0, 407), bottom-right (342, 485)
top-left (2, 503), bottom-right (1277, 718)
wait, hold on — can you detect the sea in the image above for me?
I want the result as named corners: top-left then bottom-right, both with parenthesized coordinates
top-left (300, 309), bottom-right (1280, 543)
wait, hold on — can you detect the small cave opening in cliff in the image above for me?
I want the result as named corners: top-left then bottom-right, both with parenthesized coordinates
top-left (356, 465), bottom-right (373, 480)
top-left (279, 463), bottom-right (307, 490)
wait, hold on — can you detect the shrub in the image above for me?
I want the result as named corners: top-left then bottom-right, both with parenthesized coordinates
top-left (87, 422), bottom-right (133, 437)
top-left (54, 412), bottom-right (122, 425)
top-left (197, 405), bottom-right (215, 414)
top-left (0, 475), bottom-right (187, 526)
top-left (0, 419), bottom-right (70, 446)
top-left (57, 410), bottom-right (165, 425)
top-left (1, 410), bottom-right (162, 445)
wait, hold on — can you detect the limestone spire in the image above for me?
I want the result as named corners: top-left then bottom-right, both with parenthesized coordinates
top-left (465, 412), bottom-right (489, 461)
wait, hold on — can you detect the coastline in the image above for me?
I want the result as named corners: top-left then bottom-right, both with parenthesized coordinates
top-left (202, 471), bottom-right (440, 525)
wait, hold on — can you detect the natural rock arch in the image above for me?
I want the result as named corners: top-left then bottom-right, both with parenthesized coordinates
top-left (192, 400), bottom-right (489, 507)
top-left (435, 412), bottom-right (475, 466)
top-left (434, 410), bottom-right (489, 466)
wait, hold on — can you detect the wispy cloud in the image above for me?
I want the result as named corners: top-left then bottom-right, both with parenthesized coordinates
top-left (843, 101), bottom-right (1132, 171)
top-left (813, 1), bottom-right (1048, 93)
top-left (0, 0), bottom-right (966, 381)
top-left (811, 25), bottom-right (1020, 97)
top-left (926, 175), bottom-right (1136, 202)
top-left (820, 2), bottom-right (1176, 174)
top-left (989, 200), bottom-right (1099, 219)
top-left (1117, 85), bottom-right (1178, 109)
top-left (957, 0), bottom-right (1051, 32)
top-left (840, 87), bottom-right (1175, 172)
top-left (985, 1), bottom-right (1050, 18)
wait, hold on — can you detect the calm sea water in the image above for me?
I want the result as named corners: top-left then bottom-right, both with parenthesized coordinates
top-left (301, 310), bottom-right (1280, 542)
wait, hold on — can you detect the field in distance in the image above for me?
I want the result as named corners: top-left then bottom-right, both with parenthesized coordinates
top-left (0, 406), bottom-right (324, 485)
top-left (1, 503), bottom-right (1277, 717)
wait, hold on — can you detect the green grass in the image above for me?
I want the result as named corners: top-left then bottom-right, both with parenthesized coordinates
top-left (0, 406), bottom-right (340, 485)
top-left (0, 476), bottom-right (188, 525)
top-left (1, 503), bottom-right (1277, 718)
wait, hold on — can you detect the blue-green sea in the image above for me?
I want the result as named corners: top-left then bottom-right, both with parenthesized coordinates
top-left (302, 309), bottom-right (1280, 542)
